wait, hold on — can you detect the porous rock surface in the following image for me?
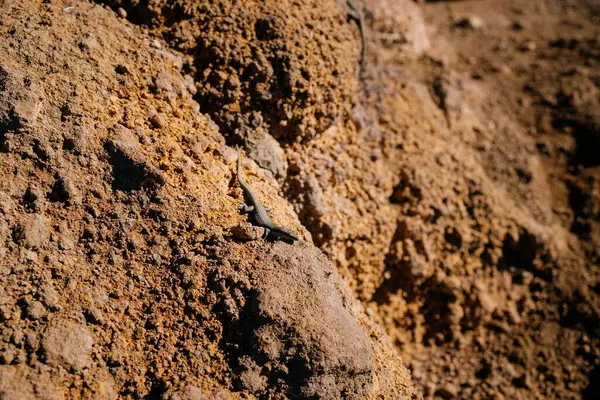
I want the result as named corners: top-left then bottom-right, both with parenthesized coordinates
top-left (2, 0), bottom-right (600, 399)
top-left (0, 0), bottom-right (414, 398)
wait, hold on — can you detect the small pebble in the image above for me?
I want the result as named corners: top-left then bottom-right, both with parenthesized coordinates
top-left (0, 347), bottom-right (16, 364)
top-left (42, 320), bottom-right (93, 371)
top-left (26, 300), bottom-right (46, 320)
top-left (230, 224), bottom-right (261, 241)
top-left (84, 307), bottom-right (104, 325)
top-left (15, 214), bottom-right (50, 249)
top-left (149, 112), bottom-right (167, 129)
top-left (436, 382), bottom-right (458, 399)
top-left (519, 41), bottom-right (537, 52)
top-left (455, 15), bottom-right (484, 29)
top-left (40, 286), bottom-right (59, 308)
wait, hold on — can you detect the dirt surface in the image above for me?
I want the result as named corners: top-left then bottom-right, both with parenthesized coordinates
top-left (0, 0), bottom-right (599, 399)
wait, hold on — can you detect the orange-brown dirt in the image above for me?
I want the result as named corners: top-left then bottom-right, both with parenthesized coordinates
top-left (0, 0), bottom-right (599, 399)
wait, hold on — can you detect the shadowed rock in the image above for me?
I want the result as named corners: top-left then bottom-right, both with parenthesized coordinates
top-left (221, 242), bottom-right (374, 399)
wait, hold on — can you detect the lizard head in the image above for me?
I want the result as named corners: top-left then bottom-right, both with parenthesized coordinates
top-left (272, 227), bottom-right (299, 243)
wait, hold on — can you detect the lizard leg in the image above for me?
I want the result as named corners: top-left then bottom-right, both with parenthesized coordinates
top-left (238, 204), bottom-right (255, 213)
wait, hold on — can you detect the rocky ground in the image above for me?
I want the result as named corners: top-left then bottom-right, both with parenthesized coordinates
top-left (0, 0), bottom-right (598, 399)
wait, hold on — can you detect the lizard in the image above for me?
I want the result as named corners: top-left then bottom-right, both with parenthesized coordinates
top-left (237, 151), bottom-right (298, 243)
top-left (346, 0), bottom-right (366, 74)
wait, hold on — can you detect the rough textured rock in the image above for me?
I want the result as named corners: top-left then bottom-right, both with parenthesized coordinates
top-left (369, 0), bottom-right (430, 58)
top-left (0, 0), bottom-right (414, 398)
top-left (0, 66), bottom-right (43, 134)
top-left (13, 215), bottom-right (50, 249)
top-left (1, 0), bottom-right (599, 399)
top-left (42, 320), bottom-right (94, 372)
top-left (0, 366), bottom-right (62, 400)
top-left (222, 243), bottom-right (376, 398)
top-left (103, 0), bottom-right (361, 143)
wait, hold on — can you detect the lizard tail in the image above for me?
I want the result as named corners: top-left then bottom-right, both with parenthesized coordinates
top-left (237, 149), bottom-right (246, 186)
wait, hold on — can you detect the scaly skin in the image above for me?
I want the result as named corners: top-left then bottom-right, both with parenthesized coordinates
top-left (237, 151), bottom-right (298, 243)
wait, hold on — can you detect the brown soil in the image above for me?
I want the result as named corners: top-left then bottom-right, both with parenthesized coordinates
top-left (0, 0), bottom-right (599, 399)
